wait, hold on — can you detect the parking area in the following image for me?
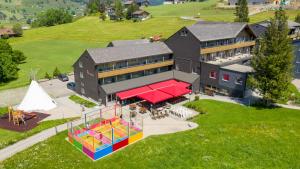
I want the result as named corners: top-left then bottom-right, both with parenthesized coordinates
top-left (0, 75), bottom-right (75, 107)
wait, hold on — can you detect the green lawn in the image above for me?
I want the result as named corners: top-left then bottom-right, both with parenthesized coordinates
top-left (1, 100), bottom-right (299, 169)
top-left (0, 107), bottom-right (7, 116)
top-left (69, 95), bottom-right (97, 108)
top-left (0, 17), bottom-right (194, 90)
top-left (0, 118), bottom-right (76, 150)
top-left (0, 1), bottom-right (299, 91)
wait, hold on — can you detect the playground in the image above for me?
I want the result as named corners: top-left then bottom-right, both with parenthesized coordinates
top-left (67, 104), bottom-right (143, 160)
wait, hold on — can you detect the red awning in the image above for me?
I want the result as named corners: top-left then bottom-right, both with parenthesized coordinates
top-left (116, 86), bottom-right (152, 100)
top-left (158, 85), bottom-right (191, 97)
top-left (137, 90), bottom-right (173, 104)
top-left (148, 80), bottom-right (178, 90)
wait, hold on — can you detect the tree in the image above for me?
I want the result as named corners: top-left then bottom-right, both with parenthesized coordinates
top-left (99, 12), bottom-right (106, 21)
top-left (0, 53), bottom-right (18, 82)
top-left (295, 13), bottom-right (300, 23)
top-left (12, 50), bottom-right (26, 64)
top-left (234, 0), bottom-right (249, 22)
top-left (12, 23), bottom-right (23, 36)
top-left (126, 3), bottom-right (139, 20)
top-left (248, 8), bottom-right (293, 104)
top-left (53, 67), bottom-right (61, 77)
top-left (45, 72), bottom-right (52, 80)
top-left (114, 0), bottom-right (124, 21)
top-left (32, 9), bottom-right (73, 27)
top-left (0, 40), bottom-right (25, 83)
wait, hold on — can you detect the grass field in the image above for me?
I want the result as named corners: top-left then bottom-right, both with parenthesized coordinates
top-left (69, 95), bottom-right (97, 108)
top-left (1, 100), bottom-right (299, 169)
top-left (0, 1), bottom-right (299, 91)
top-left (0, 17), bottom-right (194, 90)
top-left (0, 118), bottom-right (76, 149)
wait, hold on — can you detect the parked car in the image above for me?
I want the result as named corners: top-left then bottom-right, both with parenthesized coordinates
top-left (58, 74), bottom-right (69, 82)
top-left (67, 82), bottom-right (76, 90)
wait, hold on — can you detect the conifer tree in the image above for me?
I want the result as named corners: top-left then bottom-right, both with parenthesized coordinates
top-left (248, 8), bottom-right (293, 104)
top-left (235, 0), bottom-right (249, 22)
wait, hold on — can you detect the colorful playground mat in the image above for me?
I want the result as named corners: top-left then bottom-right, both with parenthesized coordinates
top-left (67, 116), bottom-right (143, 161)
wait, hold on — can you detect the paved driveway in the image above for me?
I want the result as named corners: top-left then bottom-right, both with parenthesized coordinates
top-left (0, 75), bottom-right (75, 107)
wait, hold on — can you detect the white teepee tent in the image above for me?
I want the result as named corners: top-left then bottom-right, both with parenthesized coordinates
top-left (18, 81), bottom-right (57, 112)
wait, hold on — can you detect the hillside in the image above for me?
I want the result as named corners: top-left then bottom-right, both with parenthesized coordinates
top-left (0, 1), bottom-right (299, 90)
top-left (0, 0), bottom-right (85, 25)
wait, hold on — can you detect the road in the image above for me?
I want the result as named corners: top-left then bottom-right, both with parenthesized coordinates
top-left (0, 75), bottom-right (75, 107)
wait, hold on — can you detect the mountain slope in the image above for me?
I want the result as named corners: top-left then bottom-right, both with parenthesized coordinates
top-left (0, 0), bottom-right (86, 24)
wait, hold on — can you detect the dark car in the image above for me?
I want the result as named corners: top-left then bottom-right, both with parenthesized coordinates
top-left (58, 74), bottom-right (69, 82)
top-left (67, 82), bottom-right (76, 90)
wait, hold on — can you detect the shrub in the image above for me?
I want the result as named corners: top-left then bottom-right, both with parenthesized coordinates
top-left (45, 72), bottom-right (51, 80)
top-left (12, 50), bottom-right (26, 64)
top-left (12, 23), bottom-right (23, 36)
top-left (194, 96), bottom-right (200, 101)
top-left (53, 67), bottom-right (61, 77)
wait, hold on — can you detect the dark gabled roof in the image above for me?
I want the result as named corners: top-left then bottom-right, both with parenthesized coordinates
top-left (186, 21), bottom-right (248, 42)
top-left (109, 39), bottom-right (150, 47)
top-left (249, 24), bottom-right (266, 37)
top-left (100, 70), bottom-right (200, 94)
top-left (87, 42), bottom-right (173, 64)
top-left (250, 20), bottom-right (300, 37)
top-left (254, 20), bottom-right (300, 29)
top-left (132, 10), bottom-right (149, 15)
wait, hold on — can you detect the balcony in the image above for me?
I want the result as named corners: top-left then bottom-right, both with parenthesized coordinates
top-left (206, 53), bottom-right (252, 65)
top-left (200, 41), bottom-right (256, 54)
top-left (98, 60), bottom-right (174, 78)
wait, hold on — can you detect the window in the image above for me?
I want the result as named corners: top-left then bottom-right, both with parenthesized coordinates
top-left (128, 59), bottom-right (139, 67)
top-left (80, 72), bottom-right (84, 79)
top-left (235, 77), bottom-right (243, 85)
top-left (104, 76), bottom-right (116, 84)
top-left (79, 61), bottom-right (83, 68)
top-left (159, 66), bottom-right (169, 73)
top-left (115, 61), bottom-right (127, 69)
top-left (81, 82), bottom-right (84, 86)
top-left (222, 74), bottom-right (230, 81)
top-left (81, 88), bottom-right (85, 94)
top-left (297, 56), bottom-right (300, 63)
top-left (131, 71), bottom-right (144, 78)
top-left (99, 78), bottom-right (104, 85)
top-left (117, 74), bottom-right (131, 82)
top-left (209, 71), bottom-right (217, 79)
top-left (145, 68), bottom-right (158, 75)
top-left (164, 55), bottom-right (173, 60)
top-left (98, 63), bottom-right (114, 72)
top-left (180, 30), bottom-right (188, 37)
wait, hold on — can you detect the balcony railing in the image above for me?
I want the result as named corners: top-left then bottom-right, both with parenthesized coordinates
top-left (98, 60), bottom-right (174, 78)
top-left (200, 41), bottom-right (256, 54)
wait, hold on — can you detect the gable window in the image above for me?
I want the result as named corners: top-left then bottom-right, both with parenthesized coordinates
top-left (81, 88), bottom-right (85, 94)
top-left (180, 30), bottom-right (188, 37)
top-left (222, 74), bottom-right (230, 81)
top-left (80, 72), bottom-right (84, 79)
top-left (79, 61), bottom-right (83, 68)
top-left (235, 77), bottom-right (243, 85)
top-left (209, 71), bottom-right (217, 79)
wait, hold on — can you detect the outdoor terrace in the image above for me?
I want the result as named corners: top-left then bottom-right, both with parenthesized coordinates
top-left (206, 53), bottom-right (252, 65)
